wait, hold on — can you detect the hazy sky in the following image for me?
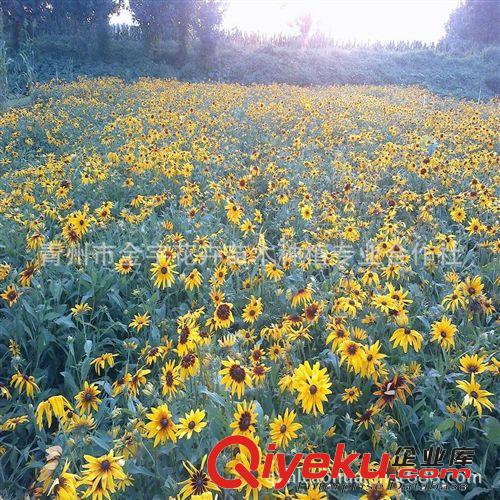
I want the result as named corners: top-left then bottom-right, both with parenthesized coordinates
top-left (112, 0), bottom-right (461, 43)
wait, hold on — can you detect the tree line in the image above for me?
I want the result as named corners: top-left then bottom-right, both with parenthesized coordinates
top-left (0, 0), bottom-right (498, 69)
top-left (0, 0), bottom-right (225, 65)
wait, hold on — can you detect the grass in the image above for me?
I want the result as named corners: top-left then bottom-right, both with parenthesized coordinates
top-left (4, 36), bottom-right (500, 100)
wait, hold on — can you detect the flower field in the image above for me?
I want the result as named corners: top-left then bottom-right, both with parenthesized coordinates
top-left (0, 78), bottom-right (498, 499)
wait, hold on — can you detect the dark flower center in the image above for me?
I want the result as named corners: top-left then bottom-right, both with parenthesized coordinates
top-left (217, 304), bottom-right (231, 320)
top-left (229, 364), bottom-right (246, 383)
top-left (239, 412), bottom-right (252, 431)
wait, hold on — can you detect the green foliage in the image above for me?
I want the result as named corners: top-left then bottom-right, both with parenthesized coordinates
top-left (445, 0), bottom-right (500, 47)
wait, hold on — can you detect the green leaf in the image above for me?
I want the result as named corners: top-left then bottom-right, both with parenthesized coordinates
top-left (482, 417), bottom-right (500, 445)
top-left (84, 339), bottom-right (93, 355)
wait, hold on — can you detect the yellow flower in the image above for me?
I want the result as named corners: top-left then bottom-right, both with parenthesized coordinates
top-left (293, 361), bottom-right (332, 415)
top-left (150, 254), bottom-right (177, 289)
top-left (145, 404), bottom-right (178, 446)
top-left (459, 353), bottom-right (487, 374)
top-left (219, 357), bottom-right (252, 397)
top-left (75, 382), bottom-right (101, 414)
top-left (461, 275), bottom-right (484, 298)
top-left (430, 316), bottom-right (457, 350)
top-left (176, 409), bottom-right (207, 439)
top-left (212, 302), bottom-right (234, 329)
top-left (265, 262), bottom-right (284, 281)
top-left (70, 302), bottom-right (92, 316)
top-left (49, 461), bottom-right (79, 500)
top-left (342, 386), bottom-right (361, 404)
top-left (300, 203), bottom-right (313, 220)
top-left (128, 368), bottom-right (151, 396)
top-left (2, 415), bottom-right (29, 431)
top-left (10, 371), bottom-right (39, 398)
top-left (242, 295), bottom-right (263, 324)
top-left (296, 484), bottom-right (328, 499)
top-left (228, 400), bottom-right (258, 438)
top-left (79, 451), bottom-right (126, 498)
top-left (178, 456), bottom-right (220, 499)
top-left (1, 284), bottom-right (21, 307)
top-left (184, 268), bottom-right (203, 290)
top-left (269, 408), bottom-right (302, 448)
top-left (456, 374), bottom-right (494, 416)
top-left (467, 217), bottom-right (485, 235)
top-left (90, 353), bottom-right (117, 375)
top-left (114, 256), bottom-right (134, 274)
top-left (227, 436), bottom-right (275, 498)
top-left (390, 326), bottom-right (423, 353)
top-left (339, 340), bottom-right (365, 373)
top-left (128, 312), bottom-right (151, 332)
top-left (36, 395), bottom-right (73, 429)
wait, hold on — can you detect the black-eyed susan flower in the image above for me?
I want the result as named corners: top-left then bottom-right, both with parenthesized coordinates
top-left (212, 302), bottom-right (234, 329)
top-left (269, 408), bottom-right (302, 448)
top-left (459, 353), bottom-right (487, 374)
top-left (179, 352), bottom-right (200, 379)
top-left (128, 312), bottom-right (151, 332)
top-left (184, 268), bottom-right (203, 290)
top-left (150, 254), bottom-right (176, 289)
top-left (456, 374), bottom-right (494, 416)
top-left (342, 386), bottom-right (361, 404)
top-left (1, 284), bottom-right (21, 307)
top-left (293, 361), bottom-right (332, 415)
top-left (36, 395), bottom-right (73, 429)
top-left (114, 256), bottom-right (134, 274)
top-left (145, 404), bottom-right (177, 446)
top-left (90, 353), bottom-right (117, 375)
top-left (339, 340), bottom-right (365, 373)
top-left (177, 456), bottom-right (220, 499)
top-left (430, 316), bottom-right (457, 350)
top-left (227, 436), bottom-right (275, 499)
top-left (70, 302), bottom-right (92, 317)
top-left (2, 415), bottom-right (29, 431)
top-left (75, 382), bottom-right (101, 414)
top-left (128, 368), bottom-right (150, 396)
top-left (355, 405), bottom-right (381, 429)
top-left (360, 478), bottom-right (398, 500)
top-left (10, 371), bottom-right (39, 398)
top-left (242, 295), bottom-right (263, 324)
top-left (230, 400), bottom-right (258, 436)
top-left (265, 261), bottom-right (284, 281)
top-left (390, 326), bottom-right (423, 353)
top-left (219, 357), bottom-right (252, 397)
top-left (176, 409), bottom-right (207, 439)
top-left (79, 451), bottom-right (126, 498)
top-left (48, 461), bottom-right (79, 500)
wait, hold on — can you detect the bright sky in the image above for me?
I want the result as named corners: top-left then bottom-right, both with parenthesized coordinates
top-left (112, 0), bottom-right (461, 43)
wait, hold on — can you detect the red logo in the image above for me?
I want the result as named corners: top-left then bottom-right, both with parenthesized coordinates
top-left (207, 436), bottom-right (390, 490)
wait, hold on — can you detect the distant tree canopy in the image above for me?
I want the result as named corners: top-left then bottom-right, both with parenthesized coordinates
top-left (0, 0), bottom-right (225, 63)
top-left (445, 0), bottom-right (499, 46)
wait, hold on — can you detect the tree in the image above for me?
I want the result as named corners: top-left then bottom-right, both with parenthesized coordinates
top-left (0, 0), bottom-right (45, 51)
top-left (445, 0), bottom-right (499, 46)
top-left (171, 0), bottom-right (196, 66)
top-left (294, 12), bottom-right (313, 49)
top-left (0, 2), bottom-right (7, 105)
top-left (130, 0), bottom-right (173, 56)
top-left (194, 0), bottom-right (224, 66)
